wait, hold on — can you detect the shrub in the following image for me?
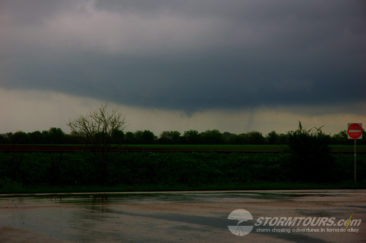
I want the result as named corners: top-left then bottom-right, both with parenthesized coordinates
top-left (288, 122), bottom-right (334, 182)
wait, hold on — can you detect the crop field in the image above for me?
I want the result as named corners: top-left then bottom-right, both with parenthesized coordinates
top-left (0, 144), bottom-right (365, 153)
top-left (0, 144), bottom-right (365, 193)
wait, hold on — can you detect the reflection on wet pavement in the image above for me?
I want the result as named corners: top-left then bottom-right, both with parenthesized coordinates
top-left (0, 190), bottom-right (365, 242)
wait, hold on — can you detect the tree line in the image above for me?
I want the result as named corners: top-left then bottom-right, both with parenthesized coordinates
top-left (0, 127), bottom-right (362, 145)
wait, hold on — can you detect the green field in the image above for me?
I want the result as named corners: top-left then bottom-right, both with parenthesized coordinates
top-left (0, 144), bottom-right (365, 153)
top-left (0, 149), bottom-right (365, 193)
top-left (122, 144), bottom-right (366, 153)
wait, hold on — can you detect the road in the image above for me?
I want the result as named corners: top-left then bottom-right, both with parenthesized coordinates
top-left (0, 190), bottom-right (365, 242)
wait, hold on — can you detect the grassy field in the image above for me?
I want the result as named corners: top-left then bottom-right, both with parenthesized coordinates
top-left (0, 150), bottom-right (365, 193)
top-left (123, 144), bottom-right (366, 153)
top-left (0, 144), bottom-right (365, 153)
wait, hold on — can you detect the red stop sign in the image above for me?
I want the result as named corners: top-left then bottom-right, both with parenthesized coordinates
top-left (347, 123), bottom-right (363, 139)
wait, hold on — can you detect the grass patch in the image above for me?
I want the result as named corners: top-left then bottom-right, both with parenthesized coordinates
top-left (0, 151), bottom-right (365, 194)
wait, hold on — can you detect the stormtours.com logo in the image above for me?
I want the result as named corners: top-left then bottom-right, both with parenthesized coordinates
top-left (227, 209), bottom-right (362, 236)
top-left (227, 209), bottom-right (254, 236)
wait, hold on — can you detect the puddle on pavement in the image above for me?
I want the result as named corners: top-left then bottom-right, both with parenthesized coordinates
top-left (0, 190), bottom-right (364, 242)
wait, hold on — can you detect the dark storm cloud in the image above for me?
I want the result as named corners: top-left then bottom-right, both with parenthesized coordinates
top-left (0, 0), bottom-right (365, 112)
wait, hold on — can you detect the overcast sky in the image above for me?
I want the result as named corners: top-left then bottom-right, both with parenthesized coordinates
top-left (0, 0), bottom-right (365, 134)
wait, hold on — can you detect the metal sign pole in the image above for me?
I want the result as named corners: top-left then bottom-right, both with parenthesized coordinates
top-left (348, 123), bottom-right (362, 184)
top-left (354, 139), bottom-right (357, 184)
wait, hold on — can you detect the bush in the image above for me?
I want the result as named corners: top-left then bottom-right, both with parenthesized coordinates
top-left (288, 122), bottom-right (334, 182)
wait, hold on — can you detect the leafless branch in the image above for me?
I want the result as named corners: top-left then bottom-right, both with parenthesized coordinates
top-left (68, 104), bottom-right (125, 144)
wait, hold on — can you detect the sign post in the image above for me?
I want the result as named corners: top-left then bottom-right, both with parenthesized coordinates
top-left (354, 139), bottom-right (357, 183)
top-left (347, 123), bottom-right (363, 183)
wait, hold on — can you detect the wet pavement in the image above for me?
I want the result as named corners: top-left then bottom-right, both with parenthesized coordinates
top-left (0, 190), bottom-right (365, 242)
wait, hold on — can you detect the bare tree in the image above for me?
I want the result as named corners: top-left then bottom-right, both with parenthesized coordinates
top-left (68, 104), bottom-right (125, 184)
top-left (68, 104), bottom-right (125, 145)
